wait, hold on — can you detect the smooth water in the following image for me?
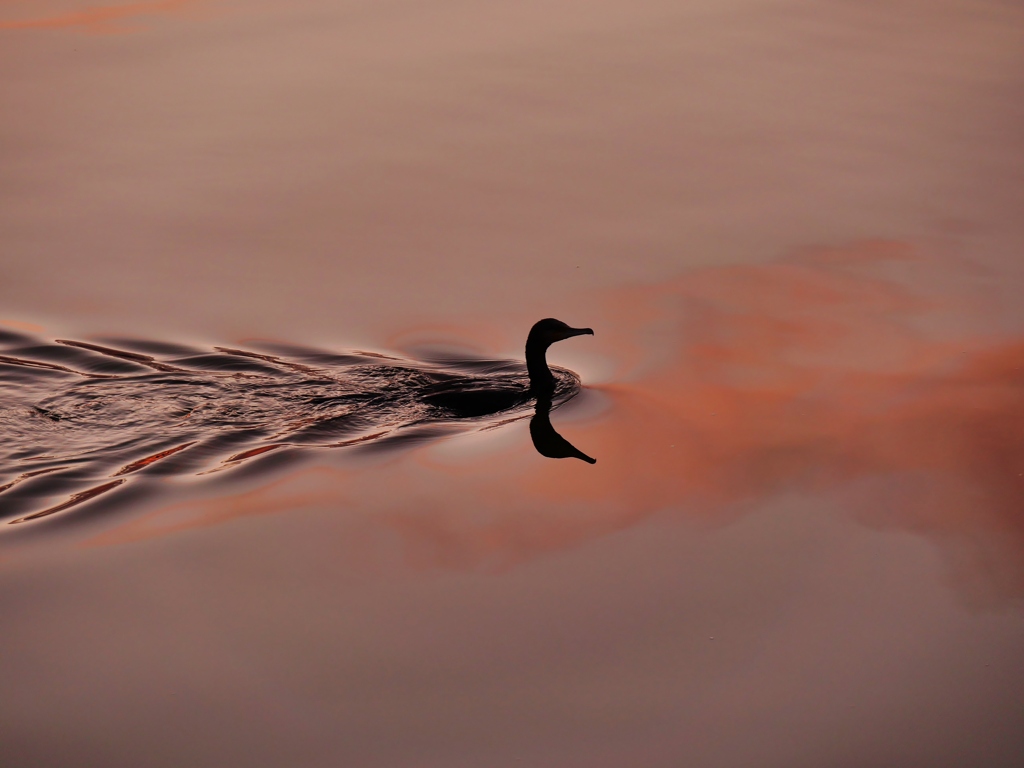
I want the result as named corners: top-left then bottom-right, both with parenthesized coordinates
top-left (2, 2), bottom-right (1023, 767)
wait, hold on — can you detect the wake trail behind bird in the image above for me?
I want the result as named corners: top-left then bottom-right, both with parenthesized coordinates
top-left (0, 330), bottom-right (582, 529)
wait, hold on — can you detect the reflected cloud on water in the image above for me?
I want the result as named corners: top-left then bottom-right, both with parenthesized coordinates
top-left (0, 0), bottom-right (207, 33)
top-left (72, 240), bottom-right (1024, 604)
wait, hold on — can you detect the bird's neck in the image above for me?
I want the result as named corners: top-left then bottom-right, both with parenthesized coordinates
top-left (526, 340), bottom-right (555, 395)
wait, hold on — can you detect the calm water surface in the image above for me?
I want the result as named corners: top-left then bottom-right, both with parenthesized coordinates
top-left (2, 2), bottom-right (1023, 767)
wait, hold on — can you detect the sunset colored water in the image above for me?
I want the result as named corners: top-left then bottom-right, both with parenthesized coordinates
top-left (2, 2), bottom-right (1023, 766)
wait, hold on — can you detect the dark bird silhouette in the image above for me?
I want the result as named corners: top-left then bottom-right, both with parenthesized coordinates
top-left (410, 319), bottom-right (599, 462)
top-left (525, 319), bottom-right (596, 463)
top-left (421, 318), bottom-right (594, 418)
top-left (525, 318), bottom-right (594, 395)
top-left (529, 391), bottom-right (597, 464)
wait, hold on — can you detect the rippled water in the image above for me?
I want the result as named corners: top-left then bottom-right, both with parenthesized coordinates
top-left (0, 328), bottom-right (582, 524)
top-left (2, 1), bottom-right (1024, 767)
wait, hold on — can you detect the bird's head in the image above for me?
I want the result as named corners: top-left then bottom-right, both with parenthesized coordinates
top-left (527, 318), bottom-right (594, 350)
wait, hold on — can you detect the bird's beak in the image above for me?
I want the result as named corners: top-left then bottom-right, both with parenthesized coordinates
top-left (565, 327), bottom-right (594, 338)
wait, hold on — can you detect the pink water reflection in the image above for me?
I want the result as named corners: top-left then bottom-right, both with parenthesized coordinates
top-left (91, 241), bottom-right (1024, 603)
top-left (2, 0), bottom-right (1023, 764)
top-left (0, 0), bottom-right (206, 32)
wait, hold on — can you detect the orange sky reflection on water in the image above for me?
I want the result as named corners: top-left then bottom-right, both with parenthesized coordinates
top-left (91, 240), bottom-right (1024, 603)
top-left (0, 0), bottom-right (206, 32)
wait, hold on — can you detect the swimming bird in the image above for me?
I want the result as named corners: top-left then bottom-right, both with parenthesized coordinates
top-left (421, 318), bottom-right (594, 418)
top-left (0, 320), bottom-right (598, 523)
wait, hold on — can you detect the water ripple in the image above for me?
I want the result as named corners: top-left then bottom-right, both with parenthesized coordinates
top-left (0, 330), bottom-right (580, 528)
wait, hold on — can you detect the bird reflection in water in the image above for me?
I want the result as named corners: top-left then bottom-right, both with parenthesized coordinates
top-left (0, 318), bottom-right (595, 528)
top-left (523, 318), bottom-right (596, 464)
top-left (530, 392), bottom-right (596, 464)
top-left (424, 318), bottom-right (595, 462)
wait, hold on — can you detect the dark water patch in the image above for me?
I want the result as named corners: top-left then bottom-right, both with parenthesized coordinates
top-left (0, 328), bottom-right (35, 345)
top-left (97, 338), bottom-right (205, 357)
top-left (287, 413), bottom-right (369, 443)
top-left (213, 347), bottom-right (322, 375)
top-left (0, 353), bottom-right (109, 379)
top-left (10, 480), bottom-right (126, 524)
top-left (56, 340), bottom-right (189, 373)
top-left (358, 424), bottom-right (464, 454)
top-left (0, 329), bottom-right (582, 531)
top-left (205, 441), bottom-right (312, 481)
top-left (12, 342), bottom-right (152, 372)
top-left (0, 466), bottom-right (67, 494)
top-left (164, 353), bottom-right (291, 375)
top-left (247, 340), bottom-right (400, 368)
